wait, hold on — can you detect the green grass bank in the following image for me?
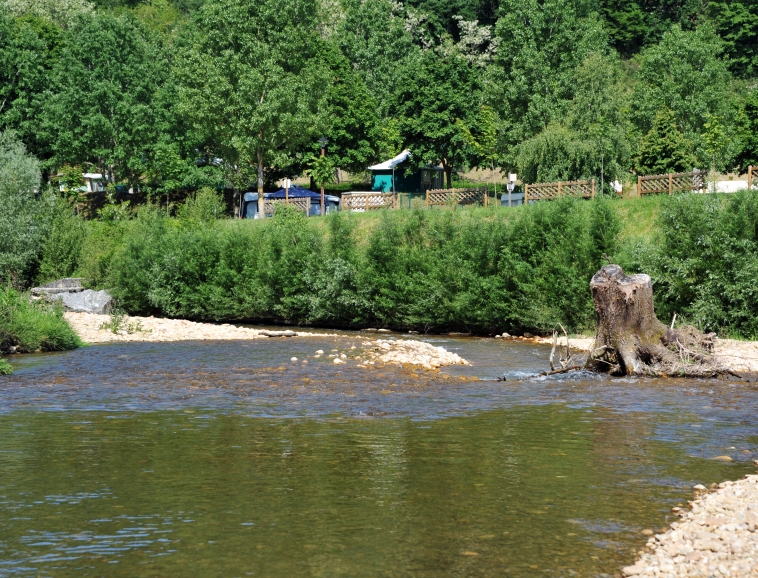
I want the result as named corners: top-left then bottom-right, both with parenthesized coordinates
top-left (0, 287), bottom-right (84, 374)
top-left (35, 191), bottom-right (758, 339)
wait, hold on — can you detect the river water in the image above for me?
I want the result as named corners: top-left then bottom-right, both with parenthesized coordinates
top-left (0, 334), bottom-right (756, 577)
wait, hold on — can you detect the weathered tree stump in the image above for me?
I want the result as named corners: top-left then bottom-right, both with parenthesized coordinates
top-left (588, 264), bottom-right (724, 377)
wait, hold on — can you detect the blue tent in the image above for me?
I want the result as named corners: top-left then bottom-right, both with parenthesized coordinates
top-left (241, 188), bottom-right (340, 218)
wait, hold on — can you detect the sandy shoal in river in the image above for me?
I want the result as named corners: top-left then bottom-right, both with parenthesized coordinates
top-left (63, 313), bottom-right (469, 370)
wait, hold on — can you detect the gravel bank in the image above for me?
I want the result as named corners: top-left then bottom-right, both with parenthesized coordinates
top-left (63, 313), bottom-right (469, 369)
top-left (622, 474), bottom-right (758, 577)
top-left (531, 335), bottom-right (758, 374)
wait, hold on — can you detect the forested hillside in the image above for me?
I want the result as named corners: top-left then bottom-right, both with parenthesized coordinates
top-left (1, 0), bottom-right (757, 196)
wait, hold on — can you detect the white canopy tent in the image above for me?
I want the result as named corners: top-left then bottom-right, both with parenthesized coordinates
top-left (367, 149), bottom-right (411, 171)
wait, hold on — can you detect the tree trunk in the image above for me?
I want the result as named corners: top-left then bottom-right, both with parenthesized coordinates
top-left (588, 264), bottom-right (722, 377)
top-left (257, 150), bottom-right (264, 218)
top-left (443, 160), bottom-right (452, 189)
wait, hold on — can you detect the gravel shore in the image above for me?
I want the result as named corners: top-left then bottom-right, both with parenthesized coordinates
top-left (531, 335), bottom-right (758, 374)
top-left (622, 474), bottom-right (758, 577)
top-left (63, 313), bottom-right (469, 369)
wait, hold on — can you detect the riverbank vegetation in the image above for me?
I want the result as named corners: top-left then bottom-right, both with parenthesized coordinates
top-left (24, 190), bottom-right (758, 339)
top-left (0, 286), bottom-right (83, 373)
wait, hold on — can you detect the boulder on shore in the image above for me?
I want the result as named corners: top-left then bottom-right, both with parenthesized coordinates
top-left (52, 289), bottom-right (113, 314)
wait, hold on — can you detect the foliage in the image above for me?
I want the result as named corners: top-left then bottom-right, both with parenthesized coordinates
top-left (88, 199), bottom-right (618, 334)
top-left (98, 309), bottom-right (145, 333)
top-left (491, 0), bottom-right (608, 151)
top-left (0, 285), bottom-right (83, 353)
top-left (40, 12), bottom-right (164, 187)
top-left (646, 191), bottom-right (758, 338)
top-left (395, 46), bottom-right (479, 187)
top-left (36, 200), bottom-right (85, 283)
top-left (0, 356), bottom-right (11, 374)
top-left (635, 109), bottom-right (695, 174)
top-left (2, 0), bottom-right (94, 27)
top-left (705, 0), bottom-right (758, 78)
top-left (0, 129), bottom-right (49, 287)
top-left (176, 186), bottom-right (226, 224)
top-left (174, 0), bottom-right (325, 193)
top-left (457, 105), bottom-right (500, 173)
top-left (304, 155), bottom-right (336, 189)
top-left (630, 24), bottom-right (740, 168)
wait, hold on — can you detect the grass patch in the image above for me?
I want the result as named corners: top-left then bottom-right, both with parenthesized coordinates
top-left (0, 357), bottom-right (11, 375)
top-left (0, 286), bottom-right (83, 353)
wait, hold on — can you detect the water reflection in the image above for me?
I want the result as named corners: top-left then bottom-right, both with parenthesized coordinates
top-left (0, 336), bottom-right (756, 577)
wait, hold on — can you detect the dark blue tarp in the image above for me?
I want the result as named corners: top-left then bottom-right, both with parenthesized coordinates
top-left (268, 186), bottom-right (340, 203)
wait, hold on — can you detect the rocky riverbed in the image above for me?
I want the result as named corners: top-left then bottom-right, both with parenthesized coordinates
top-left (622, 474), bottom-right (758, 577)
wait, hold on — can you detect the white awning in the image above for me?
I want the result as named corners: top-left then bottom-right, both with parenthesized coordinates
top-left (82, 173), bottom-right (103, 179)
top-left (368, 149), bottom-right (411, 170)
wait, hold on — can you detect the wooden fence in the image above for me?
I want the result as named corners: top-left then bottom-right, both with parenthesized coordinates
top-left (341, 192), bottom-right (396, 212)
top-left (426, 188), bottom-right (488, 208)
top-left (749, 166), bottom-right (757, 191)
top-left (523, 179), bottom-right (595, 203)
top-left (637, 170), bottom-right (704, 195)
top-left (264, 197), bottom-right (311, 217)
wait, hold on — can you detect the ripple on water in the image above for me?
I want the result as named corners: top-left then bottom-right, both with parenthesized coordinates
top-left (0, 335), bottom-right (756, 577)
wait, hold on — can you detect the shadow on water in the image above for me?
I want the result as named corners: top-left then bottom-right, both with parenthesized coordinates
top-left (0, 334), bottom-right (756, 577)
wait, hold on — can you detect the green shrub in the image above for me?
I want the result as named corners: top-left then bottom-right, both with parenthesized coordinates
top-left (0, 286), bottom-right (83, 353)
top-left (177, 186), bottom-right (227, 223)
top-left (0, 130), bottom-right (51, 287)
top-left (0, 357), bottom-right (12, 375)
top-left (647, 191), bottom-right (758, 338)
top-left (37, 201), bottom-right (86, 284)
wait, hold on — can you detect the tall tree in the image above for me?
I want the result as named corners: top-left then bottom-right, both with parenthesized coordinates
top-left (631, 25), bottom-right (737, 145)
top-left (705, 0), bottom-right (758, 79)
top-left (41, 12), bottom-right (164, 186)
top-left (490, 0), bottom-right (608, 159)
top-left (635, 108), bottom-right (695, 174)
top-left (394, 46), bottom-right (479, 188)
top-left (0, 12), bottom-right (62, 163)
top-left (174, 0), bottom-right (325, 215)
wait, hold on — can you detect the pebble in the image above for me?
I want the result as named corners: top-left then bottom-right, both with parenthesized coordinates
top-left (621, 473), bottom-right (758, 577)
top-left (290, 357), bottom-right (298, 362)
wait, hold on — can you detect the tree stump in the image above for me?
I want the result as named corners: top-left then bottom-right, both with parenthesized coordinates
top-left (588, 264), bottom-right (722, 377)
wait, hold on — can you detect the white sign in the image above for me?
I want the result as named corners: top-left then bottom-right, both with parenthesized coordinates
top-left (282, 178), bottom-right (292, 189)
top-left (508, 173), bottom-right (518, 183)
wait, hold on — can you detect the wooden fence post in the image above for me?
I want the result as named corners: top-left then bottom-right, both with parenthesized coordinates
top-left (365, 193), bottom-right (369, 212)
top-left (637, 175), bottom-right (641, 197)
top-left (591, 179), bottom-right (596, 199)
top-left (668, 173), bottom-right (673, 195)
top-left (426, 190), bottom-right (430, 209)
top-left (749, 166), bottom-right (753, 191)
top-left (484, 187), bottom-right (488, 207)
top-left (557, 181), bottom-right (563, 197)
top-left (525, 184), bottom-right (529, 203)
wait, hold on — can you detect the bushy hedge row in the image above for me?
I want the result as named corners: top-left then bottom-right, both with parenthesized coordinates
top-left (38, 191), bottom-right (758, 338)
top-left (42, 200), bottom-right (616, 334)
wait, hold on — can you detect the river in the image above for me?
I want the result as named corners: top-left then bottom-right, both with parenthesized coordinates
top-left (0, 334), bottom-right (755, 576)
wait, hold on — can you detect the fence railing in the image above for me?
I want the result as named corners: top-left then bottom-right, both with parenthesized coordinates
top-left (637, 170), bottom-right (704, 195)
top-left (341, 192), bottom-right (396, 212)
top-left (264, 197), bottom-right (310, 217)
top-left (749, 166), bottom-right (757, 191)
top-left (523, 179), bottom-right (595, 203)
top-left (426, 188), bottom-right (488, 208)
